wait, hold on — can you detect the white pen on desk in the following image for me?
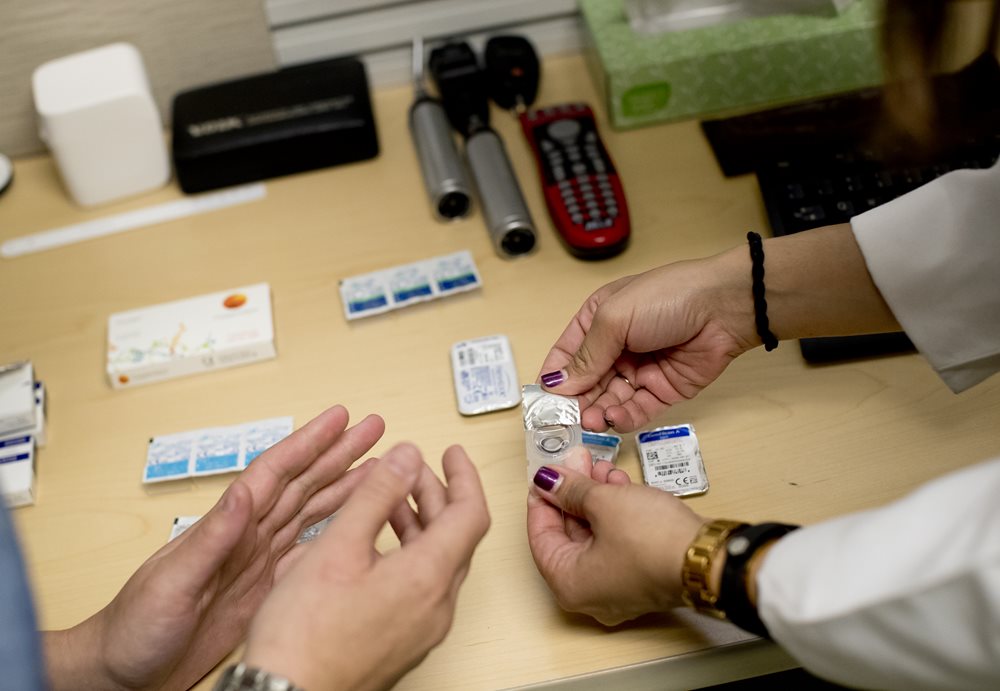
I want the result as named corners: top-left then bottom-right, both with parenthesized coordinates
top-left (1, 183), bottom-right (266, 258)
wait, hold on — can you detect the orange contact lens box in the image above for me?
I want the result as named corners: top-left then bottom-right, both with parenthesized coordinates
top-left (106, 283), bottom-right (275, 389)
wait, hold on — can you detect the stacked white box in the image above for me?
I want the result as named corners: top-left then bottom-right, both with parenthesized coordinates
top-left (0, 363), bottom-right (34, 436)
top-left (0, 364), bottom-right (46, 508)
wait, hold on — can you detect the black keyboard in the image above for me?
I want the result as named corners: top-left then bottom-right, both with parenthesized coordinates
top-left (701, 52), bottom-right (1000, 362)
top-left (758, 146), bottom-right (1000, 238)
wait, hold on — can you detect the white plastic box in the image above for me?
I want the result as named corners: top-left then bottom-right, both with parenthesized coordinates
top-left (0, 364), bottom-right (40, 508)
top-left (0, 439), bottom-right (35, 508)
top-left (32, 43), bottom-right (170, 206)
top-left (0, 363), bottom-right (34, 437)
top-left (106, 283), bottom-right (276, 389)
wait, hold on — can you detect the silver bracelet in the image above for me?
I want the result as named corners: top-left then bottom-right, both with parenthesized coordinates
top-left (213, 662), bottom-right (305, 691)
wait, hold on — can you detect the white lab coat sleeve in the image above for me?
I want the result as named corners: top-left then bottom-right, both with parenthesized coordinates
top-left (756, 456), bottom-right (1000, 690)
top-left (851, 160), bottom-right (1000, 393)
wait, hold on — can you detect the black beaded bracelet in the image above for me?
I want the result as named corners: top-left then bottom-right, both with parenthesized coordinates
top-left (747, 232), bottom-right (779, 352)
top-left (719, 522), bottom-right (800, 638)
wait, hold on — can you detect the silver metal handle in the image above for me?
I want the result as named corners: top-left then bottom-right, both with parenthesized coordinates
top-left (466, 128), bottom-right (536, 257)
top-left (409, 98), bottom-right (472, 220)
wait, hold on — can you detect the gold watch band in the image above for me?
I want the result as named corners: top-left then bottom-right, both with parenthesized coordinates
top-left (680, 519), bottom-right (747, 618)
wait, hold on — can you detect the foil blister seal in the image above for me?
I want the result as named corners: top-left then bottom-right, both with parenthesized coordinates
top-left (522, 384), bottom-right (583, 478)
top-left (521, 384), bottom-right (580, 429)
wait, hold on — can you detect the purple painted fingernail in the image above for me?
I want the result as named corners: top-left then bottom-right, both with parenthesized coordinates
top-left (533, 466), bottom-right (562, 492)
top-left (603, 414), bottom-right (616, 429)
top-left (541, 370), bottom-right (566, 388)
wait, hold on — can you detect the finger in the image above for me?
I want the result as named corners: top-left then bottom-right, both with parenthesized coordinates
top-left (563, 446), bottom-right (593, 475)
top-left (560, 447), bottom-right (595, 541)
top-left (590, 373), bottom-right (641, 410)
top-left (165, 480), bottom-right (254, 599)
top-left (537, 276), bottom-right (634, 379)
top-left (530, 464), bottom-right (601, 524)
top-left (410, 446), bottom-right (490, 571)
top-left (575, 370), bottom-right (619, 432)
top-left (608, 468), bottom-right (632, 485)
top-left (389, 498), bottom-right (422, 544)
top-left (592, 460), bottom-right (618, 484)
top-left (390, 460), bottom-right (449, 543)
top-left (273, 540), bottom-right (309, 581)
top-left (564, 513), bottom-right (592, 544)
top-left (540, 302), bottom-right (628, 397)
top-left (268, 459), bottom-right (377, 553)
top-left (526, 490), bottom-right (580, 581)
top-left (246, 406), bottom-right (351, 486)
top-left (601, 387), bottom-right (668, 432)
top-left (290, 414), bottom-right (386, 492)
top-left (412, 463), bottom-right (448, 527)
top-left (321, 443), bottom-right (424, 556)
top-left (237, 406), bottom-right (353, 522)
top-left (254, 414), bottom-right (386, 535)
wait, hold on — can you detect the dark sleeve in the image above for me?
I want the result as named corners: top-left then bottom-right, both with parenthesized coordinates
top-left (0, 503), bottom-right (46, 689)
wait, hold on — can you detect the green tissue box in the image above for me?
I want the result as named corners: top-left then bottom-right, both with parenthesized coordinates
top-left (581, 0), bottom-right (885, 129)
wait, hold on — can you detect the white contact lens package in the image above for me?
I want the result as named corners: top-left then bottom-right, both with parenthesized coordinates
top-left (106, 283), bottom-right (275, 389)
top-left (169, 514), bottom-right (333, 543)
top-left (636, 424), bottom-right (709, 496)
top-left (0, 436), bottom-right (35, 507)
top-left (169, 515), bottom-right (201, 541)
top-left (0, 362), bottom-right (35, 436)
top-left (582, 431), bottom-right (622, 464)
top-left (144, 416), bottom-right (293, 483)
top-left (450, 334), bottom-right (520, 415)
top-left (339, 250), bottom-right (482, 320)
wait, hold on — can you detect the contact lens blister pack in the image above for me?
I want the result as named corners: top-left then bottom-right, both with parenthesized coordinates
top-left (450, 334), bottom-right (520, 415)
top-left (522, 384), bottom-right (583, 479)
top-left (582, 430), bottom-right (622, 464)
top-left (338, 250), bottom-right (481, 320)
top-left (144, 416), bottom-right (293, 483)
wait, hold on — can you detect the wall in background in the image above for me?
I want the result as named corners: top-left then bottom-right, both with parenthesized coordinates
top-left (0, 0), bottom-right (277, 156)
top-left (265, 0), bottom-right (583, 85)
top-left (1, 0), bottom-right (995, 157)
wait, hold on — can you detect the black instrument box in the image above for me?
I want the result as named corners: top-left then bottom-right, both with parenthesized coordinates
top-left (171, 57), bottom-right (378, 193)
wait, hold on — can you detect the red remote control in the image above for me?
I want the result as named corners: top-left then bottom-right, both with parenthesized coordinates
top-left (519, 104), bottom-right (630, 259)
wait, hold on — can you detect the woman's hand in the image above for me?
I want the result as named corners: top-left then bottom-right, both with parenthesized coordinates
top-left (538, 253), bottom-right (757, 432)
top-left (526, 447), bottom-right (706, 626)
top-left (538, 225), bottom-right (900, 432)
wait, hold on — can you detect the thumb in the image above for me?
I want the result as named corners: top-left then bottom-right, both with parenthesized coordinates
top-left (531, 464), bottom-right (601, 523)
top-left (540, 307), bottom-right (625, 394)
top-left (169, 480), bottom-right (253, 599)
top-left (323, 443), bottom-right (423, 554)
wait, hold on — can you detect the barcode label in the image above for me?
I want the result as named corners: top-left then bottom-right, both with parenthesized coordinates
top-left (636, 424), bottom-right (708, 496)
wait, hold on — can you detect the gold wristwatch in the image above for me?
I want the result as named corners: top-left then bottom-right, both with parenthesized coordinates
top-left (680, 519), bottom-right (747, 617)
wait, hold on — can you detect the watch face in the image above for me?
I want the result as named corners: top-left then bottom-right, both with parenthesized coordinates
top-left (0, 153), bottom-right (12, 196)
top-left (727, 535), bottom-right (750, 556)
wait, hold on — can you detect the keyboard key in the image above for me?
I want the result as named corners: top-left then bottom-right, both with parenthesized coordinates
top-left (833, 200), bottom-right (855, 217)
top-left (813, 179), bottom-right (835, 197)
top-left (784, 183), bottom-right (805, 200)
top-left (791, 205), bottom-right (826, 223)
top-left (842, 174), bottom-right (863, 193)
top-left (856, 195), bottom-right (883, 211)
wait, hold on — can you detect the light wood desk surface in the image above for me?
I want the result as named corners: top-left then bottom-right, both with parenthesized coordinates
top-left (3, 54), bottom-right (1000, 690)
